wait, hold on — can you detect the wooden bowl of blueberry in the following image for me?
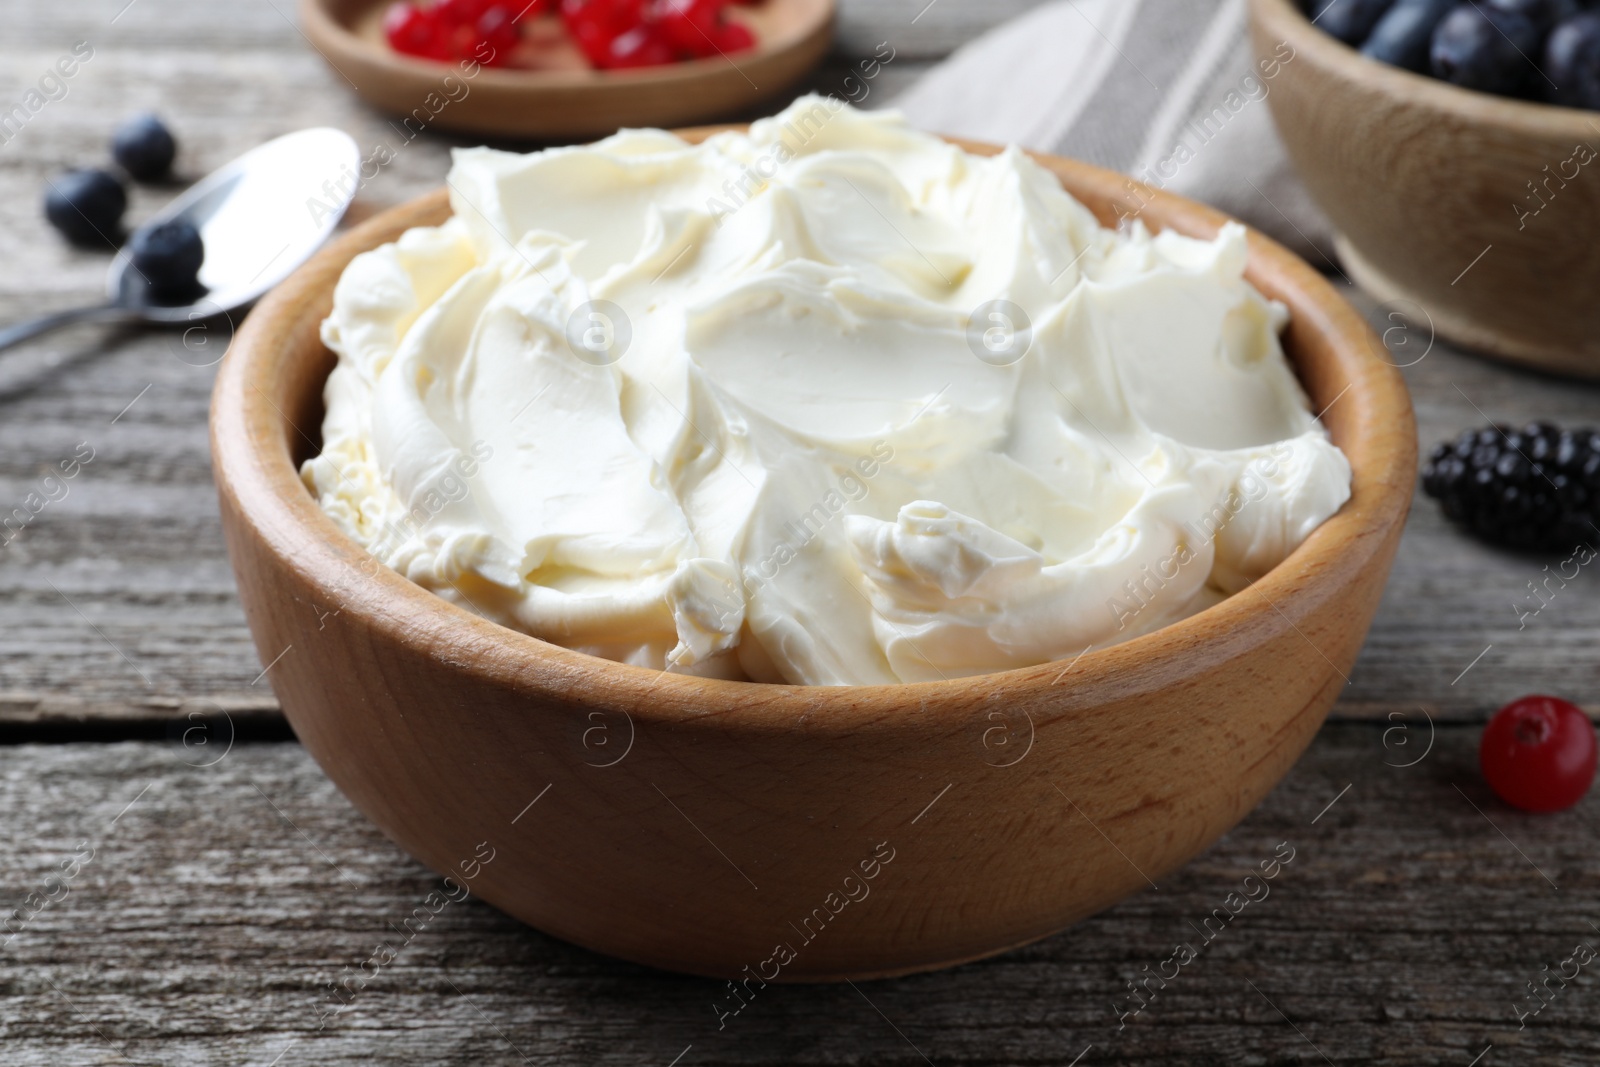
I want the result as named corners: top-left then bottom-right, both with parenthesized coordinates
top-left (1250, 0), bottom-right (1600, 376)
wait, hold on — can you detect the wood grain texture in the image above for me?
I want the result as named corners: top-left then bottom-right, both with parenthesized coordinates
top-left (0, 0), bottom-right (1597, 1059)
top-left (1, 0), bottom-right (1598, 736)
top-left (0, 0), bottom-right (953, 724)
top-left (2, 0), bottom-right (1600, 731)
top-left (3, 724), bottom-right (1597, 1066)
top-left (1251, 0), bottom-right (1600, 376)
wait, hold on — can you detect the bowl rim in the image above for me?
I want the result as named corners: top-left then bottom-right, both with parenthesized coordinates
top-left (1253, 0), bottom-right (1600, 134)
top-left (211, 129), bottom-right (1416, 725)
top-left (299, 0), bottom-right (837, 90)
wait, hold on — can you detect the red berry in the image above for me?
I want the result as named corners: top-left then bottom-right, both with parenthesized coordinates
top-left (477, 6), bottom-right (521, 60)
top-left (652, 0), bottom-right (725, 56)
top-left (562, 0), bottom-right (646, 66)
top-left (568, 16), bottom-right (617, 64)
top-left (562, 0), bottom-right (642, 35)
top-left (444, 21), bottom-right (479, 58)
top-left (384, 3), bottom-right (452, 59)
top-left (713, 19), bottom-right (754, 52)
top-left (603, 22), bottom-right (676, 67)
top-left (1481, 695), bottom-right (1597, 812)
top-left (509, 0), bottom-right (552, 17)
top-left (436, 0), bottom-right (494, 24)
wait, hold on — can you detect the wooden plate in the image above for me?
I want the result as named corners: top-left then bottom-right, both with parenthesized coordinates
top-left (299, 0), bottom-right (835, 140)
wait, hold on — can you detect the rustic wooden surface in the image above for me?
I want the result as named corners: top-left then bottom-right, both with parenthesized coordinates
top-left (2, 0), bottom-right (1600, 1063)
top-left (3, 0), bottom-right (1598, 727)
top-left (5, 725), bottom-right (1598, 1066)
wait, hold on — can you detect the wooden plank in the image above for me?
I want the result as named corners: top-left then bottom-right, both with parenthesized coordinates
top-left (0, 2), bottom-right (947, 722)
top-left (0, 723), bottom-right (1590, 1065)
top-left (4, 0), bottom-right (1600, 727)
top-left (1354, 291), bottom-right (1600, 721)
top-left (3, 0), bottom-right (1597, 1062)
top-left (7, 270), bottom-right (1596, 727)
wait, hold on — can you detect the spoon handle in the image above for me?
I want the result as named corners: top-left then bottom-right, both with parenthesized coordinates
top-left (0, 303), bottom-right (136, 354)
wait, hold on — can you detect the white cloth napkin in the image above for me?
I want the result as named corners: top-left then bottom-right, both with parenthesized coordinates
top-left (890, 0), bottom-right (1336, 263)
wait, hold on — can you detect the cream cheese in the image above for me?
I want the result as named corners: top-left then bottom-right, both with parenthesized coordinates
top-left (304, 96), bottom-right (1352, 685)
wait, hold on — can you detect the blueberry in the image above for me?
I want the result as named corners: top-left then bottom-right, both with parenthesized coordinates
top-left (1315, 0), bottom-right (1399, 43)
top-left (1545, 12), bottom-right (1600, 107)
top-left (129, 219), bottom-right (205, 303)
top-left (44, 168), bottom-right (127, 248)
top-left (1362, 0), bottom-right (1456, 70)
top-left (111, 113), bottom-right (177, 182)
top-left (1431, 3), bottom-right (1545, 96)
top-left (1488, 0), bottom-right (1584, 33)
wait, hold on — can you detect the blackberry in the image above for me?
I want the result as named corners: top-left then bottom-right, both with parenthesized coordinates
top-left (1422, 421), bottom-right (1600, 552)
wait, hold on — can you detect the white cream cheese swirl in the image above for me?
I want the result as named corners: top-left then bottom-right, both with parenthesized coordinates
top-left (304, 97), bottom-right (1352, 686)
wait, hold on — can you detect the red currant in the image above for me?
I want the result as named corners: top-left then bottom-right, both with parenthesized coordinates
top-left (603, 23), bottom-right (676, 67)
top-left (384, 3), bottom-right (453, 60)
top-left (713, 19), bottom-right (754, 52)
top-left (652, 0), bottom-right (725, 56)
top-left (436, 0), bottom-right (494, 25)
top-left (476, 6), bottom-right (521, 61)
top-left (562, 0), bottom-right (645, 65)
top-left (553, 0), bottom-right (748, 70)
top-left (568, 18), bottom-right (616, 64)
top-left (562, 0), bottom-right (643, 36)
top-left (445, 21), bottom-right (478, 57)
top-left (1481, 695), bottom-right (1597, 812)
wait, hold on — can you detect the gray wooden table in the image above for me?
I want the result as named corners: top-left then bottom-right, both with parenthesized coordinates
top-left (3, 2), bottom-right (1599, 1064)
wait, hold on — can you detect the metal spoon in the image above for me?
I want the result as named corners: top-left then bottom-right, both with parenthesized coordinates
top-left (0, 127), bottom-right (361, 353)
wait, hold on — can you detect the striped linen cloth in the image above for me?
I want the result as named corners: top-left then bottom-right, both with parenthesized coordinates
top-left (890, 0), bottom-right (1336, 262)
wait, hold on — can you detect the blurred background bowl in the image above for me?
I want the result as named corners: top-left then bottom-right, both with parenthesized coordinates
top-left (300, 0), bottom-right (834, 139)
top-left (1250, 0), bottom-right (1600, 377)
top-left (211, 133), bottom-right (1415, 981)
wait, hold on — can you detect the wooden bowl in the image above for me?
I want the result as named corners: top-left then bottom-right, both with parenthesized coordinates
top-left (1250, 0), bottom-right (1600, 376)
top-left (299, 0), bottom-right (834, 140)
top-left (211, 132), bottom-right (1416, 981)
